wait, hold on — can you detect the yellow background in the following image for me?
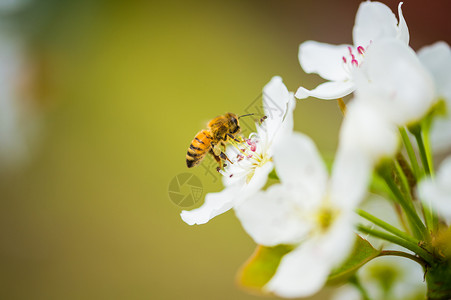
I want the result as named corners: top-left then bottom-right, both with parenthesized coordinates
top-left (0, 0), bottom-right (449, 299)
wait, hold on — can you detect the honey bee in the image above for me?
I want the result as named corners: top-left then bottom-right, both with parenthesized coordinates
top-left (186, 113), bottom-right (253, 171)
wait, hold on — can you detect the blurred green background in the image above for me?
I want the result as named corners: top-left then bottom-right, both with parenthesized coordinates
top-left (0, 0), bottom-right (449, 299)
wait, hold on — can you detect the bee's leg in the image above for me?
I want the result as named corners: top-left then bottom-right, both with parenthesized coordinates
top-left (214, 142), bottom-right (233, 164)
top-left (226, 133), bottom-right (241, 142)
top-left (210, 146), bottom-right (228, 172)
top-left (219, 152), bottom-right (233, 165)
top-left (209, 149), bottom-right (223, 172)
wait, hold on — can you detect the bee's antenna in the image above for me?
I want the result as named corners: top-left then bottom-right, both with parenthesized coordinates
top-left (238, 113), bottom-right (254, 119)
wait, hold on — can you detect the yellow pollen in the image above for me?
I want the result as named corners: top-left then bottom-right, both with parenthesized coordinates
top-left (315, 205), bottom-right (338, 233)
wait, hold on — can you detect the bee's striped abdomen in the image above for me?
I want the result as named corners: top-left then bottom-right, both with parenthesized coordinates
top-left (186, 130), bottom-right (212, 168)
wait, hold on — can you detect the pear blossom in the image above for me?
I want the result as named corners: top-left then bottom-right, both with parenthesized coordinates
top-left (338, 100), bottom-right (399, 167)
top-left (353, 38), bottom-right (435, 126)
top-left (328, 100), bottom-right (399, 210)
top-left (235, 132), bottom-right (370, 298)
top-left (417, 42), bottom-right (451, 153)
top-left (418, 156), bottom-right (451, 223)
top-left (181, 76), bottom-right (295, 225)
top-left (296, 1), bottom-right (409, 100)
top-left (332, 250), bottom-right (425, 300)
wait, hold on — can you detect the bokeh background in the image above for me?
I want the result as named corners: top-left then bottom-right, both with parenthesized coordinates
top-left (0, 0), bottom-right (449, 299)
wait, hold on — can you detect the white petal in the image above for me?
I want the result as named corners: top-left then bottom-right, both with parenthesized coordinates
top-left (180, 186), bottom-right (239, 225)
top-left (298, 41), bottom-right (350, 82)
top-left (262, 76), bottom-right (290, 123)
top-left (338, 101), bottom-right (399, 165)
top-left (430, 118), bottom-right (451, 153)
top-left (319, 211), bottom-right (357, 267)
top-left (356, 38), bottom-right (435, 125)
top-left (241, 161), bottom-right (274, 199)
top-left (235, 184), bottom-right (309, 246)
top-left (396, 2), bottom-right (410, 45)
top-left (418, 41), bottom-right (451, 103)
top-left (274, 132), bottom-right (328, 203)
top-left (331, 286), bottom-right (362, 300)
top-left (418, 42), bottom-right (451, 154)
top-left (266, 213), bottom-right (355, 298)
top-left (331, 148), bottom-right (372, 210)
top-left (295, 81), bottom-right (355, 100)
top-left (332, 101), bottom-right (399, 209)
top-left (353, 1), bottom-right (399, 47)
top-left (266, 242), bottom-right (331, 298)
top-left (260, 76), bottom-right (296, 146)
top-left (418, 156), bottom-right (451, 222)
top-left (360, 253), bottom-right (426, 299)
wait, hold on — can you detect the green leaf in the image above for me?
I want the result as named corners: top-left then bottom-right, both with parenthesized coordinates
top-left (237, 244), bottom-right (293, 293)
top-left (327, 235), bottom-right (381, 285)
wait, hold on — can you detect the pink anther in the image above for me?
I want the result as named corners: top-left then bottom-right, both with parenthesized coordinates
top-left (357, 46), bottom-right (365, 55)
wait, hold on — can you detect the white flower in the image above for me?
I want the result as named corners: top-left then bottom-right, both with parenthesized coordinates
top-left (338, 100), bottom-right (399, 167)
top-left (296, 1), bottom-right (409, 100)
top-left (353, 38), bottom-right (435, 126)
top-left (236, 132), bottom-right (369, 298)
top-left (417, 42), bottom-right (451, 153)
top-left (418, 156), bottom-right (451, 223)
top-left (180, 76), bottom-right (295, 225)
top-left (331, 250), bottom-right (425, 300)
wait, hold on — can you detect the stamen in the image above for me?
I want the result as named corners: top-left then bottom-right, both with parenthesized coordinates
top-left (342, 56), bottom-right (347, 63)
top-left (357, 46), bottom-right (365, 55)
top-left (351, 59), bottom-right (358, 67)
top-left (228, 138), bottom-right (249, 156)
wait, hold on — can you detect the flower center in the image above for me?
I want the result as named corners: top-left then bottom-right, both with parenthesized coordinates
top-left (221, 136), bottom-right (269, 183)
top-left (313, 203), bottom-right (340, 234)
top-left (342, 45), bottom-right (366, 74)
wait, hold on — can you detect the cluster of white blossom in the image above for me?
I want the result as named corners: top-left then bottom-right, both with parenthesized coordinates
top-left (180, 1), bottom-right (451, 299)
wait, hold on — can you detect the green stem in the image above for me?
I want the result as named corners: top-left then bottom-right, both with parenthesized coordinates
top-left (422, 119), bottom-right (435, 176)
top-left (356, 209), bottom-right (419, 245)
top-left (399, 127), bottom-right (421, 179)
top-left (411, 125), bottom-right (431, 176)
top-left (394, 159), bottom-right (413, 203)
top-left (377, 164), bottom-right (427, 240)
top-left (396, 152), bottom-right (417, 195)
top-left (421, 119), bottom-right (439, 234)
top-left (426, 262), bottom-right (451, 299)
top-left (378, 250), bottom-right (427, 269)
top-left (349, 275), bottom-right (371, 300)
top-left (393, 203), bottom-right (411, 236)
top-left (410, 123), bottom-right (439, 234)
top-left (357, 225), bottom-right (435, 265)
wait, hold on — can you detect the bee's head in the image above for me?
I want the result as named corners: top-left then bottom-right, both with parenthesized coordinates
top-left (225, 113), bottom-right (240, 134)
